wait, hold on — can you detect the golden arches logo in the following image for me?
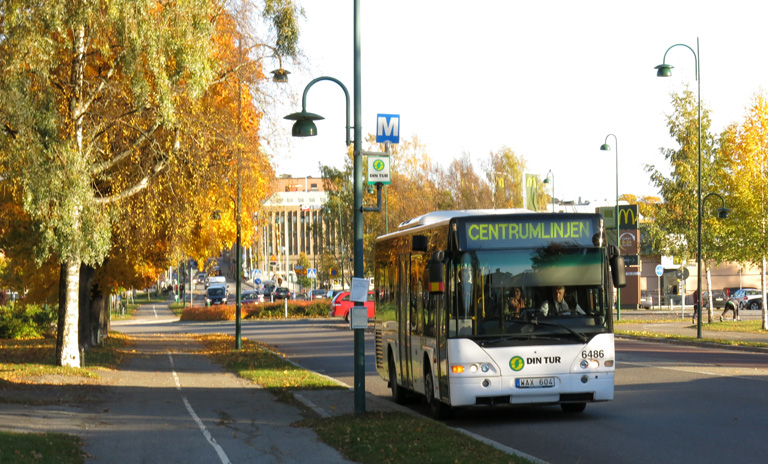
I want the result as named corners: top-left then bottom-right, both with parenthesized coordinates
top-left (509, 356), bottom-right (524, 371)
top-left (618, 207), bottom-right (637, 228)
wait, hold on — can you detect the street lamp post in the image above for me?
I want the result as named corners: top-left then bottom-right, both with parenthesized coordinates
top-left (655, 38), bottom-right (704, 337)
top-left (702, 193), bottom-right (731, 317)
top-left (600, 134), bottom-right (621, 319)
top-left (284, 0), bottom-right (365, 415)
top-left (543, 170), bottom-right (555, 212)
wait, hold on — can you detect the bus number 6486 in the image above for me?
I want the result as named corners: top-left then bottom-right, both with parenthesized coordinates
top-left (582, 350), bottom-right (605, 358)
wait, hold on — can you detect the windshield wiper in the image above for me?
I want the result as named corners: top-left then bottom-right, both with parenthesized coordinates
top-left (528, 320), bottom-right (588, 343)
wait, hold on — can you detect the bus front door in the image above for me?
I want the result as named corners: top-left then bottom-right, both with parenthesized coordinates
top-left (397, 255), bottom-right (412, 391)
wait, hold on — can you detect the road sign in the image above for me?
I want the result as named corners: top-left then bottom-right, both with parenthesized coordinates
top-left (375, 113), bottom-right (400, 143)
top-left (255, 278), bottom-right (261, 285)
top-left (623, 254), bottom-right (639, 266)
top-left (307, 268), bottom-right (317, 279)
top-left (655, 264), bottom-right (664, 277)
top-left (367, 155), bottom-right (391, 185)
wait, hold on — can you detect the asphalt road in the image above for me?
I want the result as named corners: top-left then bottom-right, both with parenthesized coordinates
top-left (117, 309), bottom-right (768, 464)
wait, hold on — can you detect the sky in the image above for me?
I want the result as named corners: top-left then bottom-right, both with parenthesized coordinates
top-left (263, 0), bottom-right (768, 205)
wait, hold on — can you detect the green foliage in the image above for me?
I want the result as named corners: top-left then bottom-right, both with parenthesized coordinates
top-left (719, 92), bottom-right (768, 266)
top-left (0, 303), bottom-right (57, 339)
top-left (264, 0), bottom-right (304, 58)
top-left (643, 88), bottom-right (720, 262)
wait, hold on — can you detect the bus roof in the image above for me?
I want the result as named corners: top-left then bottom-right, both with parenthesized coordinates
top-left (396, 209), bottom-right (532, 230)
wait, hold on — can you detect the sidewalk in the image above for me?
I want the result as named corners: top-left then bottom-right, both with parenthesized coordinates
top-left (616, 310), bottom-right (768, 352)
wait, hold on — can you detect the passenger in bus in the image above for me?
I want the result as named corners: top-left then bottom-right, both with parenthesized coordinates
top-left (540, 286), bottom-right (585, 317)
top-left (506, 287), bottom-right (525, 318)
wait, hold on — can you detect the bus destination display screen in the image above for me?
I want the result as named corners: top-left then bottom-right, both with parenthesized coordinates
top-left (456, 215), bottom-right (602, 250)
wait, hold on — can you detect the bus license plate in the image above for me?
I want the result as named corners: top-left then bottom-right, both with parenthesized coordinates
top-left (516, 377), bottom-right (555, 388)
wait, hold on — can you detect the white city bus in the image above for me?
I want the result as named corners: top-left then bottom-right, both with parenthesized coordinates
top-left (373, 210), bottom-right (626, 418)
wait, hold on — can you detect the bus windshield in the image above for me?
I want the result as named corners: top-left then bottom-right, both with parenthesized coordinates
top-left (449, 248), bottom-right (609, 340)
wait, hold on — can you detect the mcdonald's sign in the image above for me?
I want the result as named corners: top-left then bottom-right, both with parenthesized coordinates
top-left (618, 205), bottom-right (638, 230)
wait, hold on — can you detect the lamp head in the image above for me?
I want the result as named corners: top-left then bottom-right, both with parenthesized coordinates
top-left (284, 110), bottom-right (324, 137)
top-left (271, 68), bottom-right (290, 83)
top-left (655, 64), bottom-right (674, 77)
top-left (600, 143), bottom-right (611, 151)
top-left (543, 178), bottom-right (551, 184)
top-left (716, 207), bottom-right (731, 219)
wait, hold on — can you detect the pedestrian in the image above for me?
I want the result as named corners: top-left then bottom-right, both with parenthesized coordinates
top-left (720, 297), bottom-right (742, 322)
top-left (691, 291), bottom-right (698, 324)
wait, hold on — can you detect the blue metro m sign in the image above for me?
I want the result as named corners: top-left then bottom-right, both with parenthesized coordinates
top-left (376, 113), bottom-right (400, 144)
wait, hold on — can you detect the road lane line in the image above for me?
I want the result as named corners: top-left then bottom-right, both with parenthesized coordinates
top-left (619, 360), bottom-right (768, 382)
top-left (167, 352), bottom-right (232, 464)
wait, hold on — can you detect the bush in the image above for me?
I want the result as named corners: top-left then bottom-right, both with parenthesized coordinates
top-left (0, 303), bottom-right (58, 339)
top-left (179, 299), bottom-right (331, 321)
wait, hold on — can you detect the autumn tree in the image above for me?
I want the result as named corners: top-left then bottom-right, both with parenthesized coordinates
top-left (0, 0), bottom-right (301, 367)
top-left (644, 88), bottom-right (721, 317)
top-left (719, 93), bottom-right (768, 329)
top-left (483, 146), bottom-right (527, 209)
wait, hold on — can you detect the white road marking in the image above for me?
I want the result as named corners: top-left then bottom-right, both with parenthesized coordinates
top-left (619, 360), bottom-right (768, 382)
top-left (167, 352), bottom-right (232, 464)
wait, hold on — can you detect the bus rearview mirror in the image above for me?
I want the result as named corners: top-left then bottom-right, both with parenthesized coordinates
top-left (611, 254), bottom-right (627, 288)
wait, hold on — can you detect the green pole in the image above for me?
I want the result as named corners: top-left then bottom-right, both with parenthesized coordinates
top-left (352, 0), bottom-right (366, 415)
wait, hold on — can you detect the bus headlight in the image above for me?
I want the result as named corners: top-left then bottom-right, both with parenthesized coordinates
top-left (580, 359), bottom-right (600, 369)
top-left (452, 363), bottom-right (493, 374)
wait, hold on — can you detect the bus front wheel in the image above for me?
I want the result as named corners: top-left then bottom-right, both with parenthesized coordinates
top-left (389, 356), bottom-right (407, 404)
top-left (424, 366), bottom-right (452, 420)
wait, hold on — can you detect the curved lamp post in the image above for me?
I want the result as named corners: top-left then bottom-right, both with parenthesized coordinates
top-left (703, 193), bottom-right (731, 219)
top-left (542, 170), bottom-right (555, 212)
top-left (600, 134), bottom-right (621, 319)
top-left (702, 193), bottom-right (730, 319)
top-left (655, 38), bottom-right (704, 337)
top-left (284, 0), bottom-right (366, 415)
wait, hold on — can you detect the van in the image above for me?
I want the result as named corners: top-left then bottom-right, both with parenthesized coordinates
top-left (205, 284), bottom-right (228, 305)
top-left (206, 276), bottom-right (226, 288)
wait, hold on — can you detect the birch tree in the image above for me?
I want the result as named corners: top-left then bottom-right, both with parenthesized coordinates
top-left (0, 0), bottom-right (301, 366)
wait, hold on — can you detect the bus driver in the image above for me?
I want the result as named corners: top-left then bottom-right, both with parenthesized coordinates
top-left (540, 286), bottom-right (585, 317)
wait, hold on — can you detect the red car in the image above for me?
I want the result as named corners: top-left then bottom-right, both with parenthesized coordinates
top-left (330, 291), bottom-right (375, 320)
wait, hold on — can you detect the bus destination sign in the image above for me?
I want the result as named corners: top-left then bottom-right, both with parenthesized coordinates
top-left (457, 215), bottom-right (601, 250)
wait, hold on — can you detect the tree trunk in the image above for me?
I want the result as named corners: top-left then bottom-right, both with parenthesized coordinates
top-left (79, 263), bottom-right (109, 349)
top-left (58, 257), bottom-right (81, 367)
top-left (55, 262), bottom-right (67, 361)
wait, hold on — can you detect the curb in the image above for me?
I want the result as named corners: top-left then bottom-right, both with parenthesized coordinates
top-left (615, 333), bottom-right (768, 354)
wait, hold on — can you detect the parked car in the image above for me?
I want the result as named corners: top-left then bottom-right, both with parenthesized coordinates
top-left (732, 288), bottom-right (761, 309)
top-left (241, 290), bottom-right (262, 304)
top-left (702, 290), bottom-right (726, 309)
top-left (326, 289), bottom-right (343, 300)
top-left (723, 287), bottom-right (756, 298)
top-left (639, 290), bottom-right (654, 309)
top-left (273, 287), bottom-right (291, 299)
top-left (330, 291), bottom-right (375, 321)
top-left (205, 284), bottom-right (228, 305)
top-left (309, 289), bottom-right (327, 299)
